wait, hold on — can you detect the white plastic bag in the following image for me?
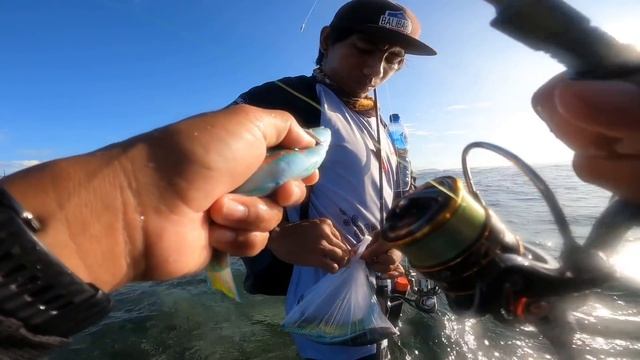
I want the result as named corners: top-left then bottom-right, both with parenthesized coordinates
top-left (282, 236), bottom-right (398, 346)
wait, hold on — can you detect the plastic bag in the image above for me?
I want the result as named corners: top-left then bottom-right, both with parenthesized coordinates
top-left (282, 236), bottom-right (398, 346)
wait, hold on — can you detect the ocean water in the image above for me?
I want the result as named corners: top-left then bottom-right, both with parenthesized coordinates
top-left (51, 164), bottom-right (640, 359)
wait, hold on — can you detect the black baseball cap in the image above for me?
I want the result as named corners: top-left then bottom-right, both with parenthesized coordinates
top-left (330, 0), bottom-right (437, 56)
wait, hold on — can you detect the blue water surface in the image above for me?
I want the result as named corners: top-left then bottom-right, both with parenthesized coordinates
top-left (51, 164), bottom-right (640, 359)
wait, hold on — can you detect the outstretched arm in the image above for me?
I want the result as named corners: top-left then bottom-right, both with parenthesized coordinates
top-left (1, 104), bottom-right (318, 292)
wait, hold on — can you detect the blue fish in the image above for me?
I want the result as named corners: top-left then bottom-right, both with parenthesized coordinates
top-left (207, 127), bottom-right (331, 300)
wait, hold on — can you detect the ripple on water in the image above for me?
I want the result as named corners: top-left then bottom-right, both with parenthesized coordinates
top-left (52, 165), bottom-right (640, 359)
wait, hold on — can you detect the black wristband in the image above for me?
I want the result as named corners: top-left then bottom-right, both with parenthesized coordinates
top-left (0, 187), bottom-right (111, 338)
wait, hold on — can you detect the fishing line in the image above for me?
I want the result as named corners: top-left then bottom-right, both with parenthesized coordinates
top-left (374, 88), bottom-right (385, 229)
top-left (275, 81), bottom-right (390, 231)
top-left (382, 82), bottom-right (394, 115)
top-left (274, 81), bottom-right (382, 160)
top-left (275, 81), bottom-right (322, 110)
top-left (426, 179), bottom-right (458, 200)
top-left (300, 0), bottom-right (321, 32)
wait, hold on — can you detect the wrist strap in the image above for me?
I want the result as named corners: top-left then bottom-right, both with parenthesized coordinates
top-left (0, 187), bottom-right (111, 338)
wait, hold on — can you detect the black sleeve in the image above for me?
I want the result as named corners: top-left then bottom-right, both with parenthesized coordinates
top-left (0, 315), bottom-right (69, 360)
top-left (232, 75), bottom-right (322, 129)
top-left (240, 240), bottom-right (295, 296)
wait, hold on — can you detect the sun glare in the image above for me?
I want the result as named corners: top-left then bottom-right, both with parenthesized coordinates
top-left (611, 232), bottom-right (640, 282)
top-left (603, 20), bottom-right (640, 50)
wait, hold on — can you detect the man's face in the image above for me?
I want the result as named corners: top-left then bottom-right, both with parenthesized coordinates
top-left (321, 31), bottom-right (405, 98)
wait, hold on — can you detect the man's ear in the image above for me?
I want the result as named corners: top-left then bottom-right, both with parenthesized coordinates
top-left (319, 26), bottom-right (331, 55)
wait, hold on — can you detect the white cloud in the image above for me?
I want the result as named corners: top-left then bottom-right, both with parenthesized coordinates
top-left (409, 129), bottom-right (466, 137)
top-left (442, 130), bottom-right (467, 135)
top-left (445, 102), bottom-right (492, 111)
top-left (603, 18), bottom-right (640, 49)
top-left (410, 130), bottom-right (432, 136)
top-left (0, 160), bottom-right (41, 175)
top-left (18, 149), bottom-right (54, 158)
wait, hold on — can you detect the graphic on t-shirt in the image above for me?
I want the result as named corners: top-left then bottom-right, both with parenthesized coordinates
top-left (338, 207), bottom-right (378, 241)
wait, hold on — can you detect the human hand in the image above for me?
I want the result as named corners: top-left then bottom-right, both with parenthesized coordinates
top-left (533, 74), bottom-right (640, 203)
top-left (118, 104), bottom-right (321, 284)
top-left (207, 191), bottom-right (311, 257)
top-left (361, 233), bottom-right (404, 278)
top-left (1, 104), bottom-right (319, 291)
top-left (268, 218), bottom-right (351, 273)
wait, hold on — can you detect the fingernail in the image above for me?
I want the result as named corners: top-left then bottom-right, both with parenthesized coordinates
top-left (566, 80), bottom-right (638, 101)
top-left (213, 227), bottom-right (237, 244)
top-left (223, 199), bottom-right (248, 221)
top-left (614, 138), bottom-right (640, 155)
top-left (557, 79), bottom-right (640, 116)
top-left (304, 128), bottom-right (321, 145)
top-left (532, 103), bottom-right (546, 122)
top-left (289, 184), bottom-right (301, 202)
top-left (531, 74), bottom-right (561, 119)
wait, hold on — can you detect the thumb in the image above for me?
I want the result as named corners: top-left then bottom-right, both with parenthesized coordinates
top-left (241, 105), bottom-right (317, 149)
top-left (361, 235), bottom-right (393, 261)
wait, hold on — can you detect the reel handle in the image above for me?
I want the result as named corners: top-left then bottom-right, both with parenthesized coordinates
top-left (584, 199), bottom-right (640, 253)
top-left (485, 0), bottom-right (640, 81)
top-left (484, 0), bottom-right (640, 262)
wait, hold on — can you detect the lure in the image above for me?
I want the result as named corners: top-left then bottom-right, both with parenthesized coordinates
top-left (206, 127), bottom-right (331, 300)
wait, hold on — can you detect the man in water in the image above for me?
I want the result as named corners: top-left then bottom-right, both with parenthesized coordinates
top-left (235, 1), bottom-right (436, 358)
top-left (1, 3), bottom-right (638, 360)
top-left (1, 75), bottom-right (637, 358)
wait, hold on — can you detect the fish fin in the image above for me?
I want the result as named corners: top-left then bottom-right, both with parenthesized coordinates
top-left (206, 252), bottom-right (240, 301)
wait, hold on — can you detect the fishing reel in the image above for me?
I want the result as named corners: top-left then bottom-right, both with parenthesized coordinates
top-left (380, 142), bottom-right (640, 355)
top-left (376, 270), bottom-right (440, 321)
top-left (400, 270), bottom-right (440, 314)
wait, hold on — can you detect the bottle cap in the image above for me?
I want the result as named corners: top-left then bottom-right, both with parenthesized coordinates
top-left (390, 114), bottom-right (400, 123)
top-left (394, 275), bottom-right (410, 293)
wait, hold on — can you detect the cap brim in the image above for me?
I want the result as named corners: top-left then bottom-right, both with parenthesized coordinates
top-left (357, 25), bottom-right (437, 56)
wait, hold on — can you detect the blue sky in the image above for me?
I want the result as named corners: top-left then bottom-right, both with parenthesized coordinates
top-left (1, 0), bottom-right (639, 173)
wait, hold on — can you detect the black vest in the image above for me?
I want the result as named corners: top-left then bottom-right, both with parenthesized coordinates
top-left (235, 75), bottom-right (321, 296)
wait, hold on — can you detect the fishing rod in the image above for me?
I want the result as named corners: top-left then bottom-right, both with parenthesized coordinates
top-left (379, 0), bottom-right (640, 358)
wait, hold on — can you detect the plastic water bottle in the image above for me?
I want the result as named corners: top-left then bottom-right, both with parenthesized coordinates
top-left (388, 113), bottom-right (411, 192)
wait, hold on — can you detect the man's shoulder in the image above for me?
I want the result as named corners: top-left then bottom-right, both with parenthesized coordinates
top-left (235, 75), bottom-right (322, 128)
top-left (273, 74), bottom-right (315, 85)
top-left (274, 75), bottom-right (317, 87)
top-left (237, 75), bottom-right (316, 101)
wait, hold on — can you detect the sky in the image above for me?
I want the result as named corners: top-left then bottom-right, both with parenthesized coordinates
top-left (1, 0), bottom-right (639, 173)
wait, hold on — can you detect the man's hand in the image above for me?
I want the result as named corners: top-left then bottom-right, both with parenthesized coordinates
top-left (1, 104), bottom-right (319, 291)
top-left (533, 74), bottom-right (640, 203)
top-left (361, 233), bottom-right (404, 279)
top-left (268, 218), bottom-right (351, 273)
top-left (119, 104), bottom-right (321, 284)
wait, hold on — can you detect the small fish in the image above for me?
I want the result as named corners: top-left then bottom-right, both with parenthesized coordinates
top-left (207, 127), bottom-right (332, 300)
top-left (234, 127), bottom-right (331, 196)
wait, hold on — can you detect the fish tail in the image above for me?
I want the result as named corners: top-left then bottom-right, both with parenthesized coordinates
top-left (206, 251), bottom-right (240, 301)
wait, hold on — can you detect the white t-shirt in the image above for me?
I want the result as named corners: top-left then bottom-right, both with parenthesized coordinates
top-left (285, 84), bottom-right (397, 360)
